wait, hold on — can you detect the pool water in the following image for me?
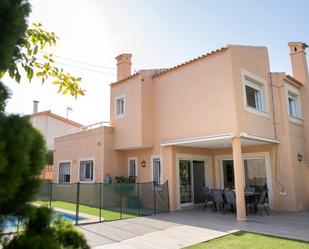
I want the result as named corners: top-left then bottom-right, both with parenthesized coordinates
top-left (2, 211), bottom-right (86, 230)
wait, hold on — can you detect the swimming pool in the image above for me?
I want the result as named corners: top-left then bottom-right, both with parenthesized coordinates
top-left (2, 211), bottom-right (86, 230)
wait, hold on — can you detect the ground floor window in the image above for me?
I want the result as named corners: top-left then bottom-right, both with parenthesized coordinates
top-left (59, 162), bottom-right (71, 184)
top-left (244, 159), bottom-right (267, 191)
top-left (128, 158), bottom-right (137, 182)
top-left (79, 160), bottom-right (94, 182)
top-left (152, 157), bottom-right (161, 185)
top-left (222, 158), bottom-right (267, 192)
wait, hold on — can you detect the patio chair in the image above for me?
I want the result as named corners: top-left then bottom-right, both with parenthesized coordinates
top-left (202, 186), bottom-right (214, 211)
top-left (223, 189), bottom-right (236, 213)
top-left (211, 189), bottom-right (226, 214)
top-left (255, 188), bottom-right (270, 216)
top-left (244, 186), bottom-right (256, 193)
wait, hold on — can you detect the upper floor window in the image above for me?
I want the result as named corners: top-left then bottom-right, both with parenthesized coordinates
top-left (115, 95), bottom-right (126, 117)
top-left (286, 87), bottom-right (302, 120)
top-left (242, 69), bottom-right (269, 118)
top-left (79, 160), bottom-right (94, 182)
top-left (59, 161), bottom-right (71, 184)
top-left (245, 85), bottom-right (262, 111)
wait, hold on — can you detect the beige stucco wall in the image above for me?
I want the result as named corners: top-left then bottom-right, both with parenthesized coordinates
top-left (229, 45), bottom-right (276, 138)
top-left (153, 49), bottom-right (237, 144)
top-left (53, 126), bottom-right (115, 183)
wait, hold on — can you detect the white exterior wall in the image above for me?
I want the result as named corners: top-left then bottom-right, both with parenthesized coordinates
top-left (31, 115), bottom-right (81, 150)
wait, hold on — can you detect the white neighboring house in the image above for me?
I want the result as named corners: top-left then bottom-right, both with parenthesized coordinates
top-left (30, 101), bottom-right (84, 150)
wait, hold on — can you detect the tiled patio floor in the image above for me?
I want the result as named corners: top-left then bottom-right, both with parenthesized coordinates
top-left (79, 208), bottom-right (309, 249)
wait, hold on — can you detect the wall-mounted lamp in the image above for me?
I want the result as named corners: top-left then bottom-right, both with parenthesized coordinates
top-left (141, 160), bottom-right (146, 168)
top-left (297, 153), bottom-right (303, 162)
top-left (97, 141), bottom-right (101, 146)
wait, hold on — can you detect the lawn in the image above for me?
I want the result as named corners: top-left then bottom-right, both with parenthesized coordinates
top-left (36, 201), bottom-right (138, 221)
top-left (183, 232), bottom-right (309, 249)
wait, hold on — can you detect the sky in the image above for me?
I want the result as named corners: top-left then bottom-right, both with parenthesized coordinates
top-left (3, 0), bottom-right (309, 125)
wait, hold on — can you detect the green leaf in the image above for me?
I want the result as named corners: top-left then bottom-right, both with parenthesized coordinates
top-left (33, 45), bottom-right (38, 55)
top-left (15, 72), bottom-right (21, 83)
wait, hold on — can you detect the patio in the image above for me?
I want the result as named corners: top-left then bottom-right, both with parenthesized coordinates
top-left (79, 208), bottom-right (309, 248)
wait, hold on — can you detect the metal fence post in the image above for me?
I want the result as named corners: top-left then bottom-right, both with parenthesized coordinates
top-left (166, 181), bottom-right (170, 212)
top-left (138, 182), bottom-right (141, 216)
top-left (99, 182), bottom-right (102, 222)
top-left (49, 181), bottom-right (53, 208)
top-left (120, 190), bottom-right (123, 220)
top-left (75, 182), bottom-right (80, 225)
top-left (153, 181), bottom-right (156, 215)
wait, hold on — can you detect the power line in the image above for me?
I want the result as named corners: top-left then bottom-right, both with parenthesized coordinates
top-left (36, 58), bottom-right (116, 76)
top-left (40, 51), bottom-right (116, 71)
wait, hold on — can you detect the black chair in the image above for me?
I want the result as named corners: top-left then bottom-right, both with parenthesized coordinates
top-left (244, 186), bottom-right (256, 213)
top-left (202, 186), bottom-right (214, 211)
top-left (255, 189), bottom-right (270, 216)
top-left (223, 189), bottom-right (236, 213)
top-left (211, 189), bottom-right (225, 214)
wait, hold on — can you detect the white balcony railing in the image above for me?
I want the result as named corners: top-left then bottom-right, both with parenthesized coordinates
top-left (55, 121), bottom-right (110, 138)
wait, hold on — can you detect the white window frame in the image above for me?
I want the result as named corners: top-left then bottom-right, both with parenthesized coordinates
top-left (285, 84), bottom-right (303, 124)
top-left (128, 157), bottom-right (138, 181)
top-left (114, 94), bottom-right (126, 118)
top-left (241, 69), bottom-right (270, 118)
top-left (78, 158), bottom-right (95, 183)
top-left (175, 154), bottom-right (211, 209)
top-left (151, 155), bottom-right (163, 185)
top-left (58, 160), bottom-right (72, 184)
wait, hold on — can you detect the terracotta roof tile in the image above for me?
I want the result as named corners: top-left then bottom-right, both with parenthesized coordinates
top-left (285, 75), bottom-right (303, 87)
top-left (110, 72), bottom-right (140, 86)
top-left (110, 46), bottom-right (228, 85)
top-left (153, 46), bottom-right (228, 78)
top-left (30, 110), bottom-right (84, 127)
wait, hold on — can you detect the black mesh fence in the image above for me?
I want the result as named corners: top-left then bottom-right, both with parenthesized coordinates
top-left (35, 181), bottom-right (169, 225)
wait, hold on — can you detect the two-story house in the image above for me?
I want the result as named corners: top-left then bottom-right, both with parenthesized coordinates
top-left (53, 42), bottom-right (309, 220)
top-left (30, 101), bottom-right (84, 180)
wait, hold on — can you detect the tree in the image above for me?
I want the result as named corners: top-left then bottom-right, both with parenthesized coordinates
top-left (0, 1), bottom-right (89, 248)
top-left (0, 84), bottom-right (46, 218)
top-left (3, 22), bottom-right (85, 97)
top-left (0, 9), bottom-right (85, 97)
top-left (2, 207), bottom-right (90, 249)
top-left (0, 0), bottom-right (31, 73)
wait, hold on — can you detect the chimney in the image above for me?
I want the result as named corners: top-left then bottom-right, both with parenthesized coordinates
top-left (115, 53), bottom-right (132, 81)
top-left (33, 100), bottom-right (39, 114)
top-left (288, 42), bottom-right (309, 83)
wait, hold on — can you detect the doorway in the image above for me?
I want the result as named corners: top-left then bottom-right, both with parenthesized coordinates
top-left (179, 160), bottom-right (206, 206)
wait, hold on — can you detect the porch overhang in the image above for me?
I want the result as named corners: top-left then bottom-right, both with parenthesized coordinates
top-left (160, 132), bottom-right (279, 148)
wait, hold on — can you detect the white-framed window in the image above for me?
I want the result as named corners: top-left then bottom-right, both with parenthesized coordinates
top-left (245, 84), bottom-right (263, 111)
top-left (58, 161), bottom-right (71, 184)
top-left (152, 156), bottom-right (162, 185)
top-left (287, 91), bottom-right (301, 118)
top-left (241, 69), bottom-right (269, 118)
top-left (115, 95), bottom-right (126, 117)
top-left (286, 85), bottom-right (302, 122)
top-left (128, 157), bottom-right (137, 182)
top-left (79, 159), bottom-right (94, 182)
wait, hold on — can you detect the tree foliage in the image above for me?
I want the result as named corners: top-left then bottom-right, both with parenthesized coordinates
top-left (0, 84), bottom-right (46, 218)
top-left (2, 207), bottom-right (90, 249)
top-left (0, 0), bottom-right (30, 72)
top-left (1, 23), bottom-right (85, 97)
top-left (0, 3), bottom-right (89, 249)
